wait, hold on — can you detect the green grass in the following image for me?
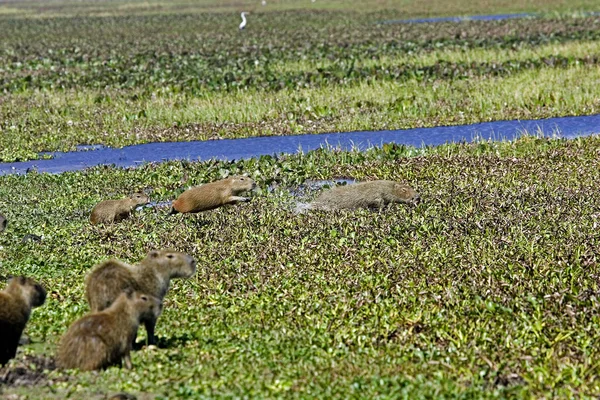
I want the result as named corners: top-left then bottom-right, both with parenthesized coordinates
top-left (273, 39), bottom-right (600, 74)
top-left (2, 135), bottom-right (600, 398)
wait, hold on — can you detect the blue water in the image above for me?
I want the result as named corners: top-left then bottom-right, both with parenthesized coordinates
top-left (379, 11), bottom-right (600, 25)
top-left (380, 12), bottom-right (534, 25)
top-left (1, 114), bottom-right (599, 175)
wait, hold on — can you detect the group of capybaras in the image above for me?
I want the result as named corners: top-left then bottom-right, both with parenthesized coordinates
top-left (0, 175), bottom-right (419, 371)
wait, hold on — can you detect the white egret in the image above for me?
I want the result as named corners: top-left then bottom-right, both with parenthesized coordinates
top-left (239, 12), bottom-right (249, 30)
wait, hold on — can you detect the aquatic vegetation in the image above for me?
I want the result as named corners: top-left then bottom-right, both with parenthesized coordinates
top-left (2, 136), bottom-right (600, 398)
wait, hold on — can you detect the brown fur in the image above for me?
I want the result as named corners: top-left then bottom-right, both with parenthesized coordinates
top-left (0, 277), bottom-right (46, 365)
top-left (85, 250), bottom-right (196, 345)
top-left (309, 180), bottom-right (420, 211)
top-left (90, 193), bottom-right (150, 225)
top-left (171, 176), bottom-right (255, 214)
top-left (0, 213), bottom-right (6, 232)
top-left (57, 291), bottom-right (161, 371)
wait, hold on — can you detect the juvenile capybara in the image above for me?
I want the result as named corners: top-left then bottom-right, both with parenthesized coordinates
top-left (170, 176), bottom-right (255, 214)
top-left (57, 291), bottom-right (161, 371)
top-left (90, 193), bottom-right (150, 225)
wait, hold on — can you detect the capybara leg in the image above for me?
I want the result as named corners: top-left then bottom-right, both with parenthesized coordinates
top-left (123, 353), bottom-right (133, 369)
top-left (371, 198), bottom-right (386, 209)
top-left (227, 196), bottom-right (250, 204)
top-left (144, 319), bottom-right (156, 346)
top-left (0, 334), bottom-right (19, 365)
top-left (0, 350), bottom-right (10, 366)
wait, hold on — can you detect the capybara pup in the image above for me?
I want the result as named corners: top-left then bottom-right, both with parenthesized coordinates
top-left (57, 291), bottom-right (161, 371)
top-left (170, 176), bottom-right (255, 214)
top-left (90, 192), bottom-right (150, 225)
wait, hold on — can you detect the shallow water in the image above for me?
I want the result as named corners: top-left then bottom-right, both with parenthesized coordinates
top-left (379, 11), bottom-right (599, 25)
top-left (379, 12), bottom-right (533, 25)
top-left (1, 114), bottom-right (600, 175)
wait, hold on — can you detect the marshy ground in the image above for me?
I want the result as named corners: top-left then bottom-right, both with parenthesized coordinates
top-left (1, 0), bottom-right (600, 398)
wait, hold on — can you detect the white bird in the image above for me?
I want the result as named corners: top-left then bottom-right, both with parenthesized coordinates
top-left (239, 12), bottom-right (249, 30)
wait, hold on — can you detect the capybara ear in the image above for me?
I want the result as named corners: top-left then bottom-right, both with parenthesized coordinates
top-left (148, 250), bottom-right (160, 259)
top-left (17, 276), bottom-right (27, 285)
top-left (123, 287), bottom-right (135, 297)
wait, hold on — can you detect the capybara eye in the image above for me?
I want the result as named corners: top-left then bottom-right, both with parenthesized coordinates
top-left (141, 295), bottom-right (148, 301)
top-left (167, 255), bottom-right (174, 259)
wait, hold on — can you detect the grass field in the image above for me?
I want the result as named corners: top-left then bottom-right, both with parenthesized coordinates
top-left (2, 0), bottom-right (600, 399)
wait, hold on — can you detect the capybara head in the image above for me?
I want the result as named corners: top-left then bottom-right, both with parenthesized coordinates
top-left (11, 276), bottom-right (46, 308)
top-left (128, 291), bottom-right (162, 321)
top-left (393, 183), bottom-right (420, 204)
top-left (144, 249), bottom-right (197, 279)
top-left (230, 176), bottom-right (256, 193)
top-left (129, 192), bottom-right (150, 206)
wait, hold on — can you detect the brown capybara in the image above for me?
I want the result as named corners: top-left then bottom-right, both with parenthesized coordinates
top-left (90, 193), bottom-right (150, 225)
top-left (0, 276), bottom-right (46, 365)
top-left (170, 176), bottom-right (255, 214)
top-left (304, 180), bottom-right (420, 211)
top-left (57, 291), bottom-right (161, 371)
top-left (85, 250), bottom-right (196, 345)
